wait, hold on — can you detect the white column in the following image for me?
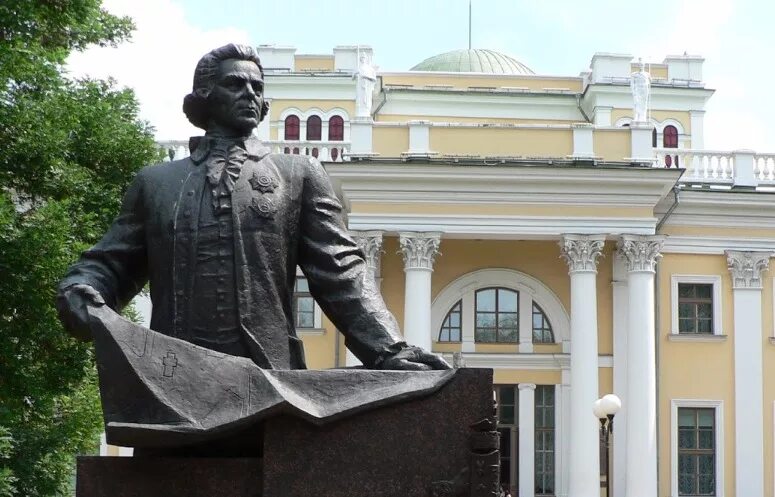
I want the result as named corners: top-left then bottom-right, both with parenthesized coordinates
top-left (347, 231), bottom-right (384, 366)
top-left (559, 234), bottom-right (605, 497)
top-left (617, 235), bottom-right (664, 497)
top-left (519, 383), bottom-right (537, 497)
top-left (556, 371), bottom-right (571, 497)
top-left (399, 232), bottom-right (441, 351)
top-left (611, 256), bottom-right (629, 497)
top-left (726, 250), bottom-right (769, 497)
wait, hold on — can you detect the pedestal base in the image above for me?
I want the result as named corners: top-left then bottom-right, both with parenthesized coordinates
top-left (76, 457), bottom-right (262, 497)
top-left (77, 368), bottom-right (494, 497)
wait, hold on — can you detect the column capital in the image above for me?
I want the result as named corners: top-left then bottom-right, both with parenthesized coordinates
top-left (726, 250), bottom-right (771, 289)
top-left (559, 234), bottom-right (606, 273)
top-left (350, 230), bottom-right (383, 270)
top-left (399, 232), bottom-right (441, 271)
top-left (518, 383), bottom-right (537, 391)
top-left (617, 235), bottom-right (664, 273)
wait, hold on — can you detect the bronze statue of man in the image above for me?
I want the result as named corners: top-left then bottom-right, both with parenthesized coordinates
top-left (57, 43), bottom-right (448, 373)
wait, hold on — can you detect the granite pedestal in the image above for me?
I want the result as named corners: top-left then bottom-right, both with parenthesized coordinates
top-left (76, 368), bottom-right (495, 497)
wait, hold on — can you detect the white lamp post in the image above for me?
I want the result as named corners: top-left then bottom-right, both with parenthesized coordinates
top-left (594, 394), bottom-right (622, 497)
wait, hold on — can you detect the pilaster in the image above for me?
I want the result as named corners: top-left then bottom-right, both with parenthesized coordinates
top-left (351, 230), bottom-right (384, 279)
top-left (726, 250), bottom-right (770, 497)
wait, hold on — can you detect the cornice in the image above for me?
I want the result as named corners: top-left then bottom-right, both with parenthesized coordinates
top-left (662, 236), bottom-right (775, 254)
top-left (347, 214), bottom-right (656, 238)
top-left (659, 190), bottom-right (775, 229)
top-left (327, 163), bottom-right (680, 212)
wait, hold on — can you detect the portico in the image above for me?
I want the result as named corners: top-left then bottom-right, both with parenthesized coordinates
top-left (325, 158), bottom-right (678, 497)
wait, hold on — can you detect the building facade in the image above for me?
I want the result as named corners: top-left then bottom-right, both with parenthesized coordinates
top-left (151, 45), bottom-right (775, 497)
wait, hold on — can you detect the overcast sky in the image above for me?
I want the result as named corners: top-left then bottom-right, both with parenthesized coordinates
top-left (68, 0), bottom-right (774, 151)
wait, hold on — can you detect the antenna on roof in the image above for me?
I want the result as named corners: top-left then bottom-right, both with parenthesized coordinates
top-left (468, 0), bottom-right (472, 49)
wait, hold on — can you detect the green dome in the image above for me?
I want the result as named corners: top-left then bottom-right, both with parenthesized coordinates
top-left (410, 49), bottom-right (534, 75)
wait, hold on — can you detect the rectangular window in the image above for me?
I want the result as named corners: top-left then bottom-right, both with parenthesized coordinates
top-left (494, 385), bottom-right (556, 497)
top-left (293, 276), bottom-right (315, 329)
top-left (535, 385), bottom-right (555, 496)
top-left (677, 407), bottom-right (716, 496)
top-left (671, 276), bottom-right (722, 337)
top-left (495, 386), bottom-right (518, 496)
top-left (678, 283), bottom-right (714, 334)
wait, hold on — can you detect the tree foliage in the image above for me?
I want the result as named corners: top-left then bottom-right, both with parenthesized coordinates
top-left (0, 1), bottom-right (160, 495)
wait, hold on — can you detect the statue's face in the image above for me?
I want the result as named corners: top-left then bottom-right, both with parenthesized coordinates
top-left (207, 58), bottom-right (264, 135)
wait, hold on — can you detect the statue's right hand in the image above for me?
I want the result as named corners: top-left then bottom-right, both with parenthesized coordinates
top-left (56, 284), bottom-right (105, 341)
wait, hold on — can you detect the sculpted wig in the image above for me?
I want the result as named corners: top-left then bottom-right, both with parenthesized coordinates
top-left (183, 44), bottom-right (270, 130)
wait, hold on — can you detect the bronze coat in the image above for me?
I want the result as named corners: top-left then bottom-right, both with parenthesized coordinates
top-left (60, 137), bottom-right (405, 369)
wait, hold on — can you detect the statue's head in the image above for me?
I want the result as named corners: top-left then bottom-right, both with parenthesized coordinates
top-left (183, 44), bottom-right (270, 135)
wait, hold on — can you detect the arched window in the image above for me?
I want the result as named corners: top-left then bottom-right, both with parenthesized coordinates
top-left (328, 116), bottom-right (344, 141)
top-left (284, 115), bottom-right (300, 140)
top-left (331, 147), bottom-right (339, 162)
top-left (432, 269), bottom-right (569, 349)
top-left (663, 125), bottom-right (678, 148)
top-left (312, 147), bottom-right (319, 158)
top-left (532, 303), bottom-right (554, 343)
top-left (438, 300), bottom-right (462, 342)
top-left (475, 288), bottom-right (518, 343)
top-left (652, 128), bottom-right (658, 147)
top-left (306, 116), bottom-right (322, 141)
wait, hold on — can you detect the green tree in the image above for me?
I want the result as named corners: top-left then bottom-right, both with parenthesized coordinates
top-left (0, 1), bottom-right (160, 495)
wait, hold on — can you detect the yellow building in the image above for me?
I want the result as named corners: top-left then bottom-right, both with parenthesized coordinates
top-left (155, 45), bottom-right (775, 497)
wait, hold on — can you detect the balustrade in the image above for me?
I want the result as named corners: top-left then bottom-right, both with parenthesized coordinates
top-left (264, 140), bottom-right (350, 162)
top-left (156, 140), bottom-right (350, 163)
top-left (654, 148), bottom-right (736, 183)
top-left (754, 153), bottom-right (775, 184)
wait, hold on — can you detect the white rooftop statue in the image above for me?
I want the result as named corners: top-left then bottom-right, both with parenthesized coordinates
top-left (630, 58), bottom-right (651, 124)
top-left (354, 49), bottom-right (377, 119)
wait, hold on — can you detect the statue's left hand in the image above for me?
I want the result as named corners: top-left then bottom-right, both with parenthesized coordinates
top-left (378, 346), bottom-right (451, 371)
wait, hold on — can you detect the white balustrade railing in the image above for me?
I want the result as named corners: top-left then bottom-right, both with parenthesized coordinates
top-left (263, 140), bottom-right (350, 162)
top-left (158, 140), bottom-right (190, 161)
top-left (654, 148), bottom-right (775, 188)
top-left (654, 148), bottom-right (736, 184)
top-left (156, 140), bottom-right (350, 163)
top-left (754, 153), bottom-right (775, 184)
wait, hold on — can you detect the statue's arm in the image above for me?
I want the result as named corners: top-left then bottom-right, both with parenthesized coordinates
top-left (296, 157), bottom-right (449, 370)
top-left (296, 157), bottom-right (405, 367)
top-left (58, 168), bottom-right (149, 316)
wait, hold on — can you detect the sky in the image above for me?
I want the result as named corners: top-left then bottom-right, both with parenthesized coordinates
top-left (67, 0), bottom-right (775, 150)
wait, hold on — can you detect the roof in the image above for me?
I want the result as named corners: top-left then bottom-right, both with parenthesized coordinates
top-left (410, 49), bottom-right (535, 75)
